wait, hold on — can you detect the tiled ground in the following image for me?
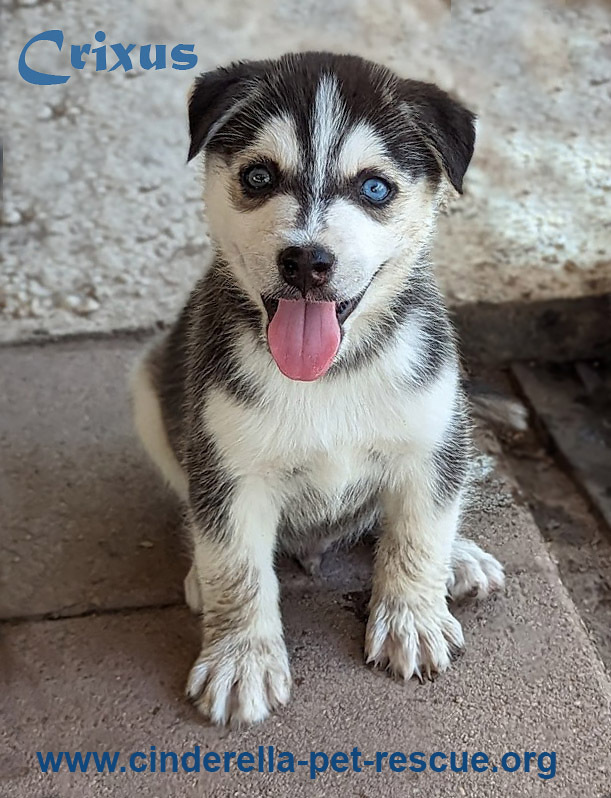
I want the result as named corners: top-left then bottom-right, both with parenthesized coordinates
top-left (1, 338), bottom-right (610, 797)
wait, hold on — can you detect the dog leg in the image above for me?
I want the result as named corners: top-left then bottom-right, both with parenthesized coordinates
top-left (366, 480), bottom-right (464, 681)
top-left (447, 537), bottom-right (505, 601)
top-left (130, 353), bottom-right (188, 501)
top-left (185, 476), bottom-right (290, 725)
top-left (184, 563), bottom-right (203, 614)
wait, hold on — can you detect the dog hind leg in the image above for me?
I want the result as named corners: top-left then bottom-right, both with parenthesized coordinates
top-left (184, 563), bottom-right (203, 613)
top-left (447, 537), bottom-right (505, 601)
top-left (130, 351), bottom-right (188, 501)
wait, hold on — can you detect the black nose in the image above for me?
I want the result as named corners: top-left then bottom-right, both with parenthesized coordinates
top-left (277, 246), bottom-right (335, 295)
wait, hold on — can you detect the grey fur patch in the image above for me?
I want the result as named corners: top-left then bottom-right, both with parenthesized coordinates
top-left (149, 260), bottom-right (266, 544)
top-left (192, 557), bottom-right (259, 649)
top-left (331, 260), bottom-right (455, 384)
top-left (432, 392), bottom-right (472, 506)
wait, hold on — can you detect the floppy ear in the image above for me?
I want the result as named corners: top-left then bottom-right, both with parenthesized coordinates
top-left (187, 60), bottom-right (267, 162)
top-left (400, 80), bottom-right (476, 194)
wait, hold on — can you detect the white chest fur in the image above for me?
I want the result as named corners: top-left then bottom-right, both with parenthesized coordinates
top-left (203, 330), bottom-right (458, 493)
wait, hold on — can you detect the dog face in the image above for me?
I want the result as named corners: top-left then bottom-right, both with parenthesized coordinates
top-left (188, 53), bottom-right (475, 381)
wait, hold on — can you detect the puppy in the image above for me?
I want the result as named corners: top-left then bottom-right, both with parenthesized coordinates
top-left (131, 52), bottom-right (505, 726)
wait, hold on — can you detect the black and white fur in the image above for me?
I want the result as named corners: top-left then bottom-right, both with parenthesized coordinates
top-left (131, 53), bottom-right (504, 726)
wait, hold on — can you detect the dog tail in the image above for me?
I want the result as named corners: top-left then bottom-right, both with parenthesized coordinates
top-left (465, 380), bottom-right (528, 432)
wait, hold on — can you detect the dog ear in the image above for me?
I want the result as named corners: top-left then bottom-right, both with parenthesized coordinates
top-left (399, 81), bottom-right (476, 194)
top-left (187, 60), bottom-right (267, 162)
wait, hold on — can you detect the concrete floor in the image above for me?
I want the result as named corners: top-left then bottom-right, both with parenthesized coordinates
top-left (2, 0), bottom-right (610, 342)
top-left (1, 338), bottom-right (610, 797)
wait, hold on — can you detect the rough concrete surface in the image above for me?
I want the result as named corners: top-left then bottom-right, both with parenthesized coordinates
top-left (0, 337), bottom-right (186, 618)
top-left (502, 412), bottom-right (611, 676)
top-left (1, 338), bottom-right (611, 796)
top-left (2, 0), bottom-right (610, 342)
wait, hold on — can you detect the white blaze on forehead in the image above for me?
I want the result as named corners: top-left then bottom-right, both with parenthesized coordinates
top-left (336, 120), bottom-right (390, 177)
top-left (304, 73), bottom-right (346, 236)
top-left (241, 114), bottom-right (301, 174)
top-left (312, 73), bottom-right (346, 192)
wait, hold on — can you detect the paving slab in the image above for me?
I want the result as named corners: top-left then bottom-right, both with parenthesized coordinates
top-left (1, 338), bottom-right (611, 795)
top-left (502, 420), bottom-right (611, 676)
top-left (0, 338), bottom-right (186, 618)
top-left (2, 494), bottom-right (611, 797)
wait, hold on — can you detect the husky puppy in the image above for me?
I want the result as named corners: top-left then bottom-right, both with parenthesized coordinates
top-left (132, 52), bottom-right (505, 726)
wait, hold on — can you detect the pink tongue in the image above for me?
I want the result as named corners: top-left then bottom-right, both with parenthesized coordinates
top-left (267, 299), bottom-right (340, 381)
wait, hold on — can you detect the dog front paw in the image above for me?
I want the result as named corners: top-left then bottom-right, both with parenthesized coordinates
top-left (186, 634), bottom-right (291, 725)
top-left (365, 596), bottom-right (464, 681)
top-left (448, 538), bottom-right (505, 601)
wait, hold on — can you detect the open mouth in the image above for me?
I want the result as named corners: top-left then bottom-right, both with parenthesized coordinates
top-left (262, 290), bottom-right (364, 326)
top-left (261, 290), bottom-right (366, 382)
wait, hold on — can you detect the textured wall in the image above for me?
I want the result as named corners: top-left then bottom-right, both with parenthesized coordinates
top-left (1, 0), bottom-right (610, 341)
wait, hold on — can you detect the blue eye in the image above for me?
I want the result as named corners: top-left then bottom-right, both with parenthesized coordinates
top-left (242, 164), bottom-right (275, 192)
top-left (360, 177), bottom-right (391, 204)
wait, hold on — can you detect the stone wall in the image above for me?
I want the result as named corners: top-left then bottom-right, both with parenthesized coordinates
top-left (2, 0), bottom-right (609, 341)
